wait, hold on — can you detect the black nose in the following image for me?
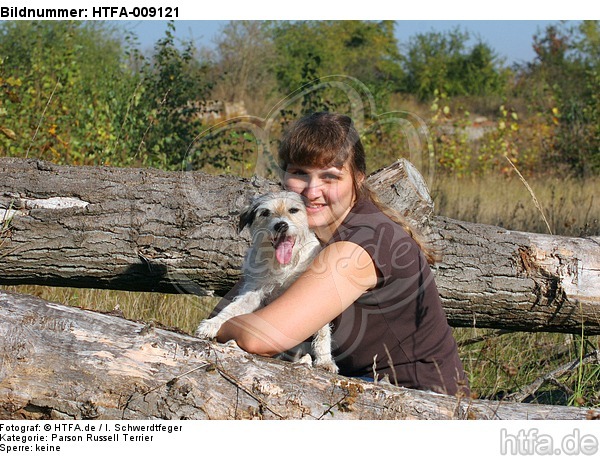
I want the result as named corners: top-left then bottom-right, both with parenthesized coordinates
top-left (274, 221), bottom-right (288, 234)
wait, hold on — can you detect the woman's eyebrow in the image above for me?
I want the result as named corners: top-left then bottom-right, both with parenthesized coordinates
top-left (321, 167), bottom-right (344, 174)
top-left (285, 165), bottom-right (345, 174)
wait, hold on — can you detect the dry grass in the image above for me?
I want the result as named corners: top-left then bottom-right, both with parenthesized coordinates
top-left (0, 285), bottom-right (216, 335)
top-left (431, 173), bottom-right (599, 237)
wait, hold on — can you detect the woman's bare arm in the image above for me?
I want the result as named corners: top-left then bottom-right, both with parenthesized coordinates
top-left (216, 241), bottom-right (377, 356)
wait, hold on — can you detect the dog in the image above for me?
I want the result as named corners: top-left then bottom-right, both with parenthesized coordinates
top-left (195, 191), bottom-right (338, 373)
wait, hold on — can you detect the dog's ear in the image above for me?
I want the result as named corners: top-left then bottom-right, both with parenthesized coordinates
top-left (238, 201), bottom-right (258, 232)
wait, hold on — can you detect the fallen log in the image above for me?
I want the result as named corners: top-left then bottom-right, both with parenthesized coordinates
top-left (1, 289), bottom-right (597, 420)
top-left (431, 219), bottom-right (600, 334)
top-left (0, 157), bottom-right (599, 334)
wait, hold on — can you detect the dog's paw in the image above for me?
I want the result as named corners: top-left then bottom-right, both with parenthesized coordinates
top-left (313, 358), bottom-right (339, 374)
top-left (296, 353), bottom-right (313, 366)
top-left (194, 319), bottom-right (221, 339)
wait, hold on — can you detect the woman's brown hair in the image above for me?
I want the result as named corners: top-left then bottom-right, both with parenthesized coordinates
top-left (278, 112), bottom-right (437, 265)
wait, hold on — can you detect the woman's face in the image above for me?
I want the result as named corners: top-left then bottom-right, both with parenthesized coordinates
top-left (282, 162), bottom-right (361, 241)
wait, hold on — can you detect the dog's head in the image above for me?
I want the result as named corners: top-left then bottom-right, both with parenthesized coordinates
top-left (239, 191), bottom-right (312, 266)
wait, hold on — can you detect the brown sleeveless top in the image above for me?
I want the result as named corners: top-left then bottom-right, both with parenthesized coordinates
top-left (327, 198), bottom-right (469, 396)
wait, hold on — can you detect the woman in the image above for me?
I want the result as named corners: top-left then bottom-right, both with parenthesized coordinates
top-left (216, 112), bottom-right (469, 396)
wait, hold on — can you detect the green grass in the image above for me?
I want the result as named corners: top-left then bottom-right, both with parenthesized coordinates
top-left (454, 328), bottom-right (600, 406)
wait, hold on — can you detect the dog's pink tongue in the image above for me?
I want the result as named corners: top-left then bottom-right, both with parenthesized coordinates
top-left (275, 237), bottom-right (295, 265)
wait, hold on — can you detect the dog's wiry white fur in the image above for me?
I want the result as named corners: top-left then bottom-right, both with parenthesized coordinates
top-left (195, 191), bottom-right (338, 373)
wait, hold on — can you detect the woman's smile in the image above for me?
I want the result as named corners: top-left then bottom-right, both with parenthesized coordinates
top-left (305, 201), bottom-right (326, 212)
top-left (283, 164), bottom-right (358, 241)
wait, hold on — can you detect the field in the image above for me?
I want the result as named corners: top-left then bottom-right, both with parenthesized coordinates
top-left (431, 173), bottom-right (599, 238)
top-left (3, 171), bottom-right (598, 407)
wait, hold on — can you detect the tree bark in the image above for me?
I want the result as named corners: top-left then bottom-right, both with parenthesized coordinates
top-left (431, 218), bottom-right (600, 334)
top-left (1, 157), bottom-right (599, 334)
top-left (1, 289), bottom-right (597, 420)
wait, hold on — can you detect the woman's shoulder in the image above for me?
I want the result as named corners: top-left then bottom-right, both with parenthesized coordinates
top-left (331, 197), bottom-right (425, 278)
top-left (348, 197), bottom-right (385, 219)
top-left (332, 198), bottom-right (410, 244)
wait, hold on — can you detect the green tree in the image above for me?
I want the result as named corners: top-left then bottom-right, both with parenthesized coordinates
top-left (0, 21), bottom-right (131, 164)
top-left (135, 22), bottom-right (214, 170)
top-left (270, 21), bottom-right (403, 113)
top-left (402, 27), bottom-right (508, 100)
top-left (521, 21), bottom-right (599, 175)
top-left (0, 21), bottom-right (216, 170)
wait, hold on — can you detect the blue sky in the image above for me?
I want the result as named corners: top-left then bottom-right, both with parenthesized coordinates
top-left (122, 20), bottom-right (573, 66)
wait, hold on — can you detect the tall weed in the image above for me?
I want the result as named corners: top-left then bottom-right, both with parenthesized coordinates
top-left (431, 173), bottom-right (599, 237)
